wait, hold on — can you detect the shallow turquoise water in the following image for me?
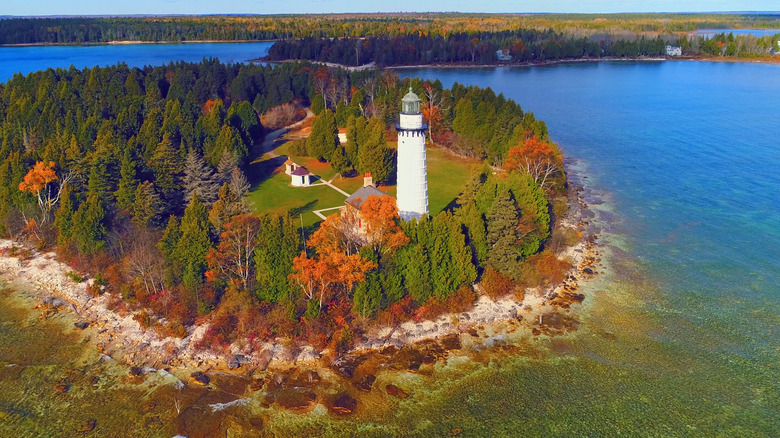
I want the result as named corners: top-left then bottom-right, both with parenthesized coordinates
top-left (398, 61), bottom-right (780, 435)
top-left (0, 45), bottom-right (778, 435)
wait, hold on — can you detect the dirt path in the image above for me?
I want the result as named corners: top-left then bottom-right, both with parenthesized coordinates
top-left (257, 108), bottom-right (314, 160)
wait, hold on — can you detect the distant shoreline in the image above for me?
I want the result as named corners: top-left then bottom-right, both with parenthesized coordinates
top-left (262, 55), bottom-right (780, 70)
top-left (0, 39), bottom-right (276, 48)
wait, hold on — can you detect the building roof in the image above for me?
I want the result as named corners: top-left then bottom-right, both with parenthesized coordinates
top-left (291, 167), bottom-right (309, 176)
top-left (284, 159), bottom-right (294, 165)
top-left (345, 185), bottom-right (391, 209)
top-left (402, 87), bottom-right (421, 103)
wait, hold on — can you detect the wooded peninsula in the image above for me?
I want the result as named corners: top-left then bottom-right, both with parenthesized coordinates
top-left (0, 57), bottom-right (581, 359)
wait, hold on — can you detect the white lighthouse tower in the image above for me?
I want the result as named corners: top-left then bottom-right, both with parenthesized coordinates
top-left (396, 88), bottom-right (429, 222)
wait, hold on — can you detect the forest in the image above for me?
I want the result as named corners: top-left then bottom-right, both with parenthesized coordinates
top-left (0, 59), bottom-right (567, 353)
top-left (1, 13), bottom-right (778, 45)
top-left (266, 32), bottom-right (672, 66)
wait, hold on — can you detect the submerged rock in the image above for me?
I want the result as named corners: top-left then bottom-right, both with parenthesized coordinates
top-left (249, 379), bottom-right (265, 391)
top-left (385, 384), bottom-right (408, 399)
top-left (74, 321), bottom-right (90, 330)
top-left (275, 387), bottom-right (316, 410)
top-left (77, 419), bottom-right (96, 433)
top-left (330, 393), bottom-right (357, 415)
top-left (331, 354), bottom-right (367, 379)
top-left (439, 333), bottom-right (462, 350)
top-left (189, 371), bottom-right (210, 386)
top-left (354, 374), bottom-right (376, 392)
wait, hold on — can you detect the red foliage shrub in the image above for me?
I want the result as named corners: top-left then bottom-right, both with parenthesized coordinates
top-left (416, 285), bottom-right (478, 321)
top-left (530, 251), bottom-right (571, 287)
top-left (481, 266), bottom-right (515, 299)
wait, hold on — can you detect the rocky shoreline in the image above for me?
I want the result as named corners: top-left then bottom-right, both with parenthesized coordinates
top-left (0, 178), bottom-right (601, 392)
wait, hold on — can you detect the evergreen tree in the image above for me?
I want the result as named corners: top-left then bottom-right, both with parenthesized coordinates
top-left (216, 148), bottom-right (239, 185)
top-left (330, 145), bottom-right (351, 175)
top-left (353, 271), bottom-right (382, 317)
top-left (507, 172), bottom-right (550, 258)
top-left (149, 133), bottom-right (183, 214)
top-left (449, 215), bottom-right (478, 286)
top-left (486, 189), bottom-right (519, 277)
top-left (255, 214), bottom-right (300, 304)
top-left (306, 109), bottom-right (338, 161)
top-left (132, 181), bottom-right (161, 226)
top-left (53, 185), bottom-right (75, 246)
top-left (229, 167), bottom-right (251, 202)
top-left (87, 150), bottom-right (116, 209)
top-left (457, 199), bottom-right (488, 268)
top-left (158, 215), bottom-right (182, 286)
top-left (71, 193), bottom-right (106, 255)
top-left (356, 117), bottom-right (392, 183)
top-left (430, 213), bottom-right (455, 299)
top-left (382, 259), bottom-right (405, 308)
top-left (213, 125), bottom-right (247, 166)
top-left (345, 114), bottom-right (359, 166)
top-left (405, 243), bottom-right (431, 304)
top-left (114, 148), bottom-right (138, 213)
top-left (182, 149), bottom-right (219, 205)
top-left (175, 195), bottom-right (212, 292)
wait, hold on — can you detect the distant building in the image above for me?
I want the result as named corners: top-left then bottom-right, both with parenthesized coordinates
top-left (284, 159), bottom-right (299, 175)
top-left (496, 49), bottom-right (513, 62)
top-left (290, 166), bottom-right (312, 186)
top-left (344, 173), bottom-right (390, 230)
top-left (666, 45), bottom-right (682, 56)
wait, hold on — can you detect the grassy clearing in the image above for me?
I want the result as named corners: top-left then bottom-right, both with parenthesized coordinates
top-left (248, 137), bottom-right (479, 227)
top-left (341, 146), bottom-right (479, 215)
top-left (247, 170), bottom-right (347, 227)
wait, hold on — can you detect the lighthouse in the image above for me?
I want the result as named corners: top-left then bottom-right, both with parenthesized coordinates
top-left (396, 88), bottom-right (429, 222)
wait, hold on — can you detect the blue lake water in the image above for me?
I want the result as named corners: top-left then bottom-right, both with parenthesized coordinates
top-left (692, 28), bottom-right (780, 38)
top-left (0, 41), bottom-right (273, 81)
top-left (1, 43), bottom-right (778, 435)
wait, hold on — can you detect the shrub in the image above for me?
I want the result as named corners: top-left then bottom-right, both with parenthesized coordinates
top-left (66, 271), bottom-right (85, 283)
top-left (133, 310), bottom-right (153, 329)
top-left (481, 266), bottom-right (515, 299)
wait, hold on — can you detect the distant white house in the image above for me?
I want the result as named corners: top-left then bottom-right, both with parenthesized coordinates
top-left (666, 45), bottom-right (682, 56)
top-left (496, 49), bottom-right (513, 62)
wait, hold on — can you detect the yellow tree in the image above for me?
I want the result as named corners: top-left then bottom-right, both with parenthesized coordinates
top-left (18, 161), bottom-right (73, 225)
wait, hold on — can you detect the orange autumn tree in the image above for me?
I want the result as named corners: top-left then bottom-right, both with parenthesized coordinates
top-left (289, 249), bottom-right (375, 311)
top-left (18, 161), bottom-right (73, 225)
top-left (359, 195), bottom-right (409, 254)
top-left (307, 212), bottom-right (362, 256)
top-left (504, 135), bottom-right (563, 190)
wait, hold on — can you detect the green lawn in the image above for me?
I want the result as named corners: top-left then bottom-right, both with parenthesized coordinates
top-left (247, 171), bottom-right (348, 227)
top-left (248, 140), bottom-right (479, 227)
top-left (342, 146), bottom-right (479, 215)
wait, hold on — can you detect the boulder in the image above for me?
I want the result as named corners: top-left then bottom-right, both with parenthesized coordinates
top-left (354, 374), bottom-right (376, 392)
top-left (385, 384), bottom-right (408, 399)
top-left (330, 393), bottom-right (357, 415)
top-left (189, 371), bottom-right (210, 386)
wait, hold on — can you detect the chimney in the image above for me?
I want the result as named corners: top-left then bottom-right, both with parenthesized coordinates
top-left (363, 173), bottom-right (374, 187)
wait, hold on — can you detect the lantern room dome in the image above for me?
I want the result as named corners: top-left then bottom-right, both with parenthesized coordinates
top-left (401, 87), bottom-right (421, 114)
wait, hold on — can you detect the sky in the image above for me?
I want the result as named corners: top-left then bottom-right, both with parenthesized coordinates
top-left (2, 1), bottom-right (779, 16)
